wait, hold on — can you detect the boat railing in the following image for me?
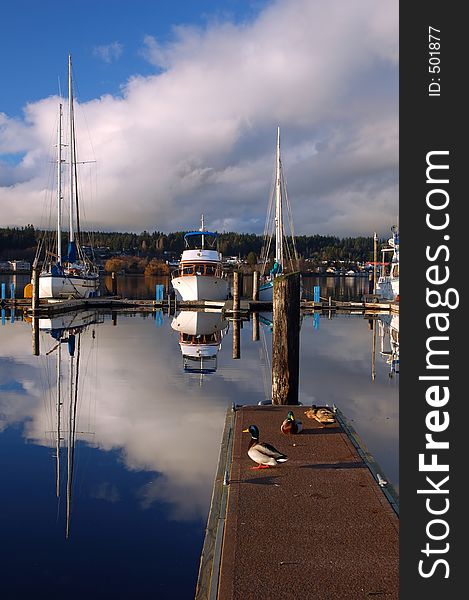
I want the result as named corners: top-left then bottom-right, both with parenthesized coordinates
top-left (172, 263), bottom-right (225, 278)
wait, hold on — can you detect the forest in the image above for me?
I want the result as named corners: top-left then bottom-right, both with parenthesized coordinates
top-left (0, 225), bottom-right (378, 265)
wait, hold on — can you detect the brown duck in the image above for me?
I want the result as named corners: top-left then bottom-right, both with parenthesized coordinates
top-left (304, 405), bottom-right (336, 427)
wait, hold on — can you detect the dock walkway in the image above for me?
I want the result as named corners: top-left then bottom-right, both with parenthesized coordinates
top-left (196, 405), bottom-right (399, 600)
top-left (1, 296), bottom-right (398, 316)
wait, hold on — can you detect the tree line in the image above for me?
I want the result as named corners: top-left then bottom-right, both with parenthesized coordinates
top-left (0, 225), bottom-right (378, 263)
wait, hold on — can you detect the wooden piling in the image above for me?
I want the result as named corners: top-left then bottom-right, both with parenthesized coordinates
top-left (272, 272), bottom-right (300, 405)
top-left (252, 311), bottom-right (259, 342)
top-left (232, 271), bottom-right (240, 313)
top-left (252, 270), bottom-right (259, 301)
top-left (32, 317), bottom-right (40, 356)
top-left (32, 267), bottom-right (40, 313)
top-left (111, 272), bottom-right (118, 296)
top-left (232, 318), bottom-right (240, 359)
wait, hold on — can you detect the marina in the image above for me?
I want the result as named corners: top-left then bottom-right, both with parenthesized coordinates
top-left (0, 5), bottom-right (400, 595)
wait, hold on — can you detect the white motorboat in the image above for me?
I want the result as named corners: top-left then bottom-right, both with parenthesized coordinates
top-left (376, 226), bottom-right (399, 301)
top-left (171, 216), bottom-right (228, 301)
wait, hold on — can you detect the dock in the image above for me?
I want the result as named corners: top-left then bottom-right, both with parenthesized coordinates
top-left (196, 405), bottom-right (399, 600)
top-left (0, 296), bottom-right (398, 317)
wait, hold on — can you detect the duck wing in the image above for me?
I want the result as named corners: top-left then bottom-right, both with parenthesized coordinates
top-left (255, 442), bottom-right (287, 459)
top-left (316, 409), bottom-right (335, 421)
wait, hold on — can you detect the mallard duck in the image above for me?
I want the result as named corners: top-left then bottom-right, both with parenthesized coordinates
top-left (242, 425), bottom-right (288, 469)
top-left (280, 411), bottom-right (303, 435)
top-left (304, 404), bottom-right (336, 426)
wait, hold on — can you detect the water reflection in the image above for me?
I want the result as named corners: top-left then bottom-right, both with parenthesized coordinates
top-left (171, 309), bottom-right (229, 376)
top-left (39, 311), bottom-right (103, 539)
top-left (0, 306), bottom-right (398, 597)
top-left (377, 313), bottom-right (399, 377)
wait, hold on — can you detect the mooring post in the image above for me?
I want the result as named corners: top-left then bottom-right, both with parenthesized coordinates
top-left (32, 267), bottom-right (40, 313)
top-left (252, 270), bottom-right (259, 301)
top-left (32, 317), bottom-right (40, 356)
top-left (10, 283), bottom-right (15, 301)
top-left (313, 285), bottom-right (320, 303)
top-left (233, 271), bottom-right (240, 314)
top-left (272, 272), bottom-right (300, 405)
top-left (111, 272), bottom-right (118, 296)
top-left (232, 317), bottom-right (240, 359)
top-left (252, 311), bottom-right (259, 342)
top-left (1, 283), bottom-right (5, 301)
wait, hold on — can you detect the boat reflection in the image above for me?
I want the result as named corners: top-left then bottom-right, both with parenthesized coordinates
top-left (171, 309), bottom-right (228, 375)
top-left (39, 310), bottom-right (102, 538)
top-left (377, 313), bottom-right (399, 377)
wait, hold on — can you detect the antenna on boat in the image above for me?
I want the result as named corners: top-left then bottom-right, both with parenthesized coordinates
top-left (200, 214), bottom-right (205, 249)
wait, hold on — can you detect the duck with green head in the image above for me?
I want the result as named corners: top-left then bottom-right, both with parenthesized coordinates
top-left (280, 410), bottom-right (303, 435)
top-left (242, 425), bottom-right (288, 469)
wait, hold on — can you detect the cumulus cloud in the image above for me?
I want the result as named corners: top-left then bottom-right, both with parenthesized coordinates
top-left (0, 0), bottom-right (398, 237)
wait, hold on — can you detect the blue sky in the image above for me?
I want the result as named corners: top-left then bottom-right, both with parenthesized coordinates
top-left (0, 0), bottom-right (398, 236)
top-left (1, 0), bottom-right (265, 116)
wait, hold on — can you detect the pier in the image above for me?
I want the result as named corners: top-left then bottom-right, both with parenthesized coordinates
top-left (0, 295), bottom-right (398, 317)
top-left (196, 404), bottom-right (399, 600)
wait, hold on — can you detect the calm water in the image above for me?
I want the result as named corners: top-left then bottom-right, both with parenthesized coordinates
top-left (0, 275), bottom-right (398, 599)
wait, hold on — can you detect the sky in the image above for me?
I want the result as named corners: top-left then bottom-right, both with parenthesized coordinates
top-left (0, 0), bottom-right (398, 238)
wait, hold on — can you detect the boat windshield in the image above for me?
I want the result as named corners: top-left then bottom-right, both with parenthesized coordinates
top-left (184, 231), bottom-right (218, 250)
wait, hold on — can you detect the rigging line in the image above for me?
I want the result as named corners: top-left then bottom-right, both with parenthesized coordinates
top-left (283, 176), bottom-right (298, 263)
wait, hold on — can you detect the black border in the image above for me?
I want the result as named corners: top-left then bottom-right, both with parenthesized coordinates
top-left (400, 2), bottom-right (464, 597)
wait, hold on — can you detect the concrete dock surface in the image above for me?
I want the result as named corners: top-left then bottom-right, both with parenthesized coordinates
top-left (204, 405), bottom-right (398, 600)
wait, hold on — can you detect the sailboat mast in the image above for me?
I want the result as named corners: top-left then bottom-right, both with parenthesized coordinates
top-left (56, 343), bottom-right (62, 497)
top-left (57, 104), bottom-right (63, 264)
top-left (275, 126), bottom-right (283, 268)
top-left (68, 54), bottom-right (75, 244)
top-left (66, 349), bottom-right (75, 539)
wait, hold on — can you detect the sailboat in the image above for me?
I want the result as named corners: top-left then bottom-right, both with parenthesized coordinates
top-left (171, 215), bottom-right (228, 302)
top-left (259, 127), bottom-right (299, 301)
top-left (34, 55), bottom-right (99, 299)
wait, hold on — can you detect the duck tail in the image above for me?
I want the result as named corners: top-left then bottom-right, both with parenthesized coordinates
top-left (276, 456), bottom-right (288, 463)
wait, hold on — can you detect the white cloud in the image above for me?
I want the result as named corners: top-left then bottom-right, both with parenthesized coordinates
top-left (0, 0), bottom-right (398, 237)
top-left (92, 41), bottom-right (123, 63)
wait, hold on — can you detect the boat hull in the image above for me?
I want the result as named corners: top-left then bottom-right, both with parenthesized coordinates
top-left (259, 280), bottom-right (273, 302)
top-left (38, 273), bottom-right (99, 299)
top-left (171, 275), bottom-right (228, 302)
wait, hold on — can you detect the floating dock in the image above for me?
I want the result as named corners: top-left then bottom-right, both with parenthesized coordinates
top-left (1, 296), bottom-right (398, 316)
top-left (196, 405), bottom-right (399, 600)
